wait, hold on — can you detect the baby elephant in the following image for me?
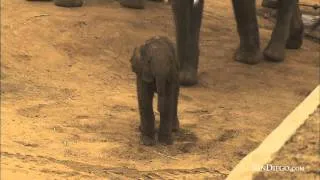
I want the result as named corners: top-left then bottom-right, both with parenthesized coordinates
top-left (130, 36), bottom-right (180, 145)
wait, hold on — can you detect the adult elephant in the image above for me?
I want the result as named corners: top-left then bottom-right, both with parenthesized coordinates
top-left (172, 0), bottom-right (304, 86)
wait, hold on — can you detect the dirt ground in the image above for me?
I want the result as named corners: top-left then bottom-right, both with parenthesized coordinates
top-left (253, 108), bottom-right (319, 180)
top-left (1, 0), bottom-right (319, 179)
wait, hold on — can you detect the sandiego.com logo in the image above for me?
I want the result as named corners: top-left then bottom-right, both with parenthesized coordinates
top-left (253, 164), bottom-right (305, 172)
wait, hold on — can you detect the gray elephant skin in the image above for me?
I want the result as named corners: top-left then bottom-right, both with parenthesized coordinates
top-left (172, 0), bottom-right (304, 86)
top-left (130, 36), bottom-right (180, 146)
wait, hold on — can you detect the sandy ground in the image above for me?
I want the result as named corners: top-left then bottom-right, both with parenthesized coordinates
top-left (253, 108), bottom-right (319, 180)
top-left (1, 0), bottom-right (319, 179)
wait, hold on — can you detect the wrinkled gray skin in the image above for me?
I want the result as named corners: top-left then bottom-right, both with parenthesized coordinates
top-left (130, 36), bottom-right (180, 146)
top-left (172, 0), bottom-right (304, 86)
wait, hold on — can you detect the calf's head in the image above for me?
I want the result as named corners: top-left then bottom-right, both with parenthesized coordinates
top-left (130, 42), bottom-right (177, 97)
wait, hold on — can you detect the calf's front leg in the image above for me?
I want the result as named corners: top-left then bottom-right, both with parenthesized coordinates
top-left (137, 77), bottom-right (156, 146)
top-left (172, 84), bottom-right (180, 132)
top-left (158, 83), bottom-right (179, 145)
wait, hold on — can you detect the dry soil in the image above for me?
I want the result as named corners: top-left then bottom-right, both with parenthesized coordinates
top-left (1, 0), bottom-right (319, 179)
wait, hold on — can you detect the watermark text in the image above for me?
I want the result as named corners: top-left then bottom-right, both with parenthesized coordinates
top-left (253, 164), bottom-right (305, 172)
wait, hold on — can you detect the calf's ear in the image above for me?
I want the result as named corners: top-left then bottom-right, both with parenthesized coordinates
top-left (130, 47), bottom-right (142, 73)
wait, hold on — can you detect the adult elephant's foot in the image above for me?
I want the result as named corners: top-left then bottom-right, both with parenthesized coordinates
top-left (179, 68), bottom-right (198, 86)
top-left (140, 134), bottom-right (156, 146)
top-left (158, 134), bottom-right (173, 145)
top-left (54, 0), bottom-right (83, 7)
top-left (286, 30), bottom-right (303, 49)
top-left (234, 48), bottom-right (261, 65)
top-left (172, 118), bottom-right (179, 132)
top-left (263, 43), bottom-right (285, 62)
top-left (119, 0), bottom-right (145, 9)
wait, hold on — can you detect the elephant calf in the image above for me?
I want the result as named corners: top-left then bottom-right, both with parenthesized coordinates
top-left (130, 36), bottom-right (180, 145)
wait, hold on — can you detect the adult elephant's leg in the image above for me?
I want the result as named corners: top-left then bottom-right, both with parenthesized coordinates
top-left (286, 2), bottom-right (304, 49)
top-left (232, 0), bottom-right (261, 64)
top-left (186, 0), bottom-right (204, 85)
top-left (263, 0), bottom-right (297, 62)
top-left (172, 0), bottom-right (203, 86)
top-left (137, 78), bottom-right (156, 146)
top-left (172, 0), bottom-right (191, 85)
top-left (54, 0), bottom-right (83, 7)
